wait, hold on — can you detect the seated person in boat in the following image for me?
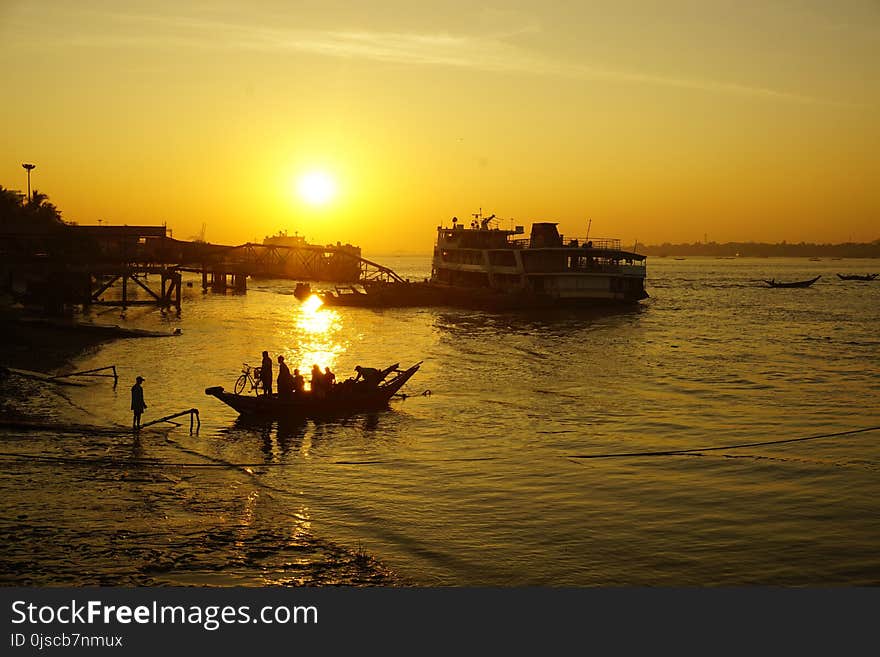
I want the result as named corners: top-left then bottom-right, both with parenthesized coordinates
top-left (293, 368), bottom-right (305, 395)
top-left (324, 366), bottom-right (336, 389)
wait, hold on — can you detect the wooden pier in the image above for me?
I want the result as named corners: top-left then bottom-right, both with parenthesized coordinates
top-left (86, 266), bottom-right (182, 309)
top-left (1, 224), bottom-right (403, 312)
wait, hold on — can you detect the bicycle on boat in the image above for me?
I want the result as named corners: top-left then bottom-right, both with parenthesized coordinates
top-left (234, 363), bottom-right (263, 395)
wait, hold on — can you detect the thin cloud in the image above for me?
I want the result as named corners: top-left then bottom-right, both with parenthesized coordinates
top-left (19, 9), bottom-right (857, 107)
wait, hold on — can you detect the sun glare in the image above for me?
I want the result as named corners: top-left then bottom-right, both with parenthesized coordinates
top-left (297, 171), bottom-right (337, 206)
top-left (301, 294), bottom-right (324, 313)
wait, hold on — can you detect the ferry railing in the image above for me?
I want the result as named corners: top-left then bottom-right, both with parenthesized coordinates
top-left (508, 237), bottom-right (625, 251)
top-left (563, 237), bottom-right (622, 251)
top-left (571, 261), bottom-right (646, 274)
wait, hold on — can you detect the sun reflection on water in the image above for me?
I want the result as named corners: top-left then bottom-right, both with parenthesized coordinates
top-left (284, 295), bottom-right (346, 375)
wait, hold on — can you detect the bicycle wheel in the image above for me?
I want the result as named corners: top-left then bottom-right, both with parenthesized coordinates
top-left (234, 374), bottom-right (248, 395)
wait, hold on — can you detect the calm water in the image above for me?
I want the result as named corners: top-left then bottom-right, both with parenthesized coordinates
top-left (4, 257), bottom-right (880, 585)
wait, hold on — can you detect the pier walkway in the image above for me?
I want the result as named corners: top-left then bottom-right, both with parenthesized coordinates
top-left (0, 224), bottom-right (403, 311)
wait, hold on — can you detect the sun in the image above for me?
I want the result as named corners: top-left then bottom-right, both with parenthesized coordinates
top-left (297, 171), bottom-right (337, 206)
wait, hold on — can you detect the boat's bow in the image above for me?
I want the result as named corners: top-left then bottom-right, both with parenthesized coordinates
top-left (378, 361), bottom-right (422, 398)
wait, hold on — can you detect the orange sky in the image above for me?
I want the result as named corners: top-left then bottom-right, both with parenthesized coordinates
top-left (2, 1), bottom-right (878, 253)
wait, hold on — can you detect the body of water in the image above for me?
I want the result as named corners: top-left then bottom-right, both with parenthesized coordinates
top-left (3, 257), bottom-right (879, 585)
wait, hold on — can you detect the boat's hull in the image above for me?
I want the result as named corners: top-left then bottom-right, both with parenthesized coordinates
top-left (763, 276), bottom-right (821, 288)
top-left (837, 273), bottom-right (877, 281)
top-left (319, 281), bottom-right (647, 309)
top-left (206, 363), bottom-right (420, 419)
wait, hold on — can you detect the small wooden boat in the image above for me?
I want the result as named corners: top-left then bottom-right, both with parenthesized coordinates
top-left (836, 273), bottom-right (878, 281)
top-left (762, 275), bottom-right (821, 288)
top-left (205, 362), bottom-right (422, 419)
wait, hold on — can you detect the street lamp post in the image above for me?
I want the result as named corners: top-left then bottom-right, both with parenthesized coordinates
top-left (22, 163), bottom-right (36, 202)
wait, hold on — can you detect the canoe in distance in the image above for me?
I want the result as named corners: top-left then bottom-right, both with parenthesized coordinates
top-left (836, 273), bottom-right (878, 281)
top-left (762, 275), bottom-right (821, 288)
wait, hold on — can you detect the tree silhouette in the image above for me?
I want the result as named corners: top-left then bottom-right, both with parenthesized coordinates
top-left (0, 185), bottom-right (65, 230)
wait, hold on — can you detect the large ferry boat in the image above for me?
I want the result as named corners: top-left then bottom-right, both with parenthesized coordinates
top-left (430, 216), bottom-right (647, 305)
top-left (316, 214), bottom-right (648, 308)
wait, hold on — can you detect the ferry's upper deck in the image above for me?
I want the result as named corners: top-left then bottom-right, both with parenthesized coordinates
top-left (435, 219), bottom-right (645, 263)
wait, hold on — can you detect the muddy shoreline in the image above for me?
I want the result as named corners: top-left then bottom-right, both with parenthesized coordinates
top-left (0, 308), bottom-right (405, 587)
top-left (1, 309), bottom-right (121, 372)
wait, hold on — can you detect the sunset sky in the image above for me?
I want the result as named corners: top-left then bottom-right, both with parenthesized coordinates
top-left (1, 1), bottom-right (878, 253)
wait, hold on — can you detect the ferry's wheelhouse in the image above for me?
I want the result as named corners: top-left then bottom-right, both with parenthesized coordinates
top-left (431, 221), bottom-right (647, 303)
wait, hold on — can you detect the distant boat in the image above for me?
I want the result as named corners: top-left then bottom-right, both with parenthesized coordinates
top-left (762, 276), bottom-right (821, 288)
top-left (673, 257), bottom-right (686, 261)
top-left (836, 273), bottom-right (878, 281)
top-left (808, 257), bottom-right (821, 262)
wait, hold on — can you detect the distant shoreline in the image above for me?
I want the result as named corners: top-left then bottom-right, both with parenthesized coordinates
top-left (635, 242), bottom-right (880, 258)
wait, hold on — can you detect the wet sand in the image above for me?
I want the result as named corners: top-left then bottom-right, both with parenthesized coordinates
top-left (1, 309), bottom-right (117, 371)
top-left (0, 308), bottom-right (403, 586)
top-left (0, 429), bottom-right (400, 586)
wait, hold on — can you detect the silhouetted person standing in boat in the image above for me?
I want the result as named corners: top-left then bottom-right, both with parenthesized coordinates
top-left (277, 355), bottom-right (293, 398)
top-left (260, 350), bottom-right (273, 395)
top-left (131, 376), bottom-right (147, 430)
top-left (310, 364), bottom-right (324, 397)
top-left (324, 366), bottom-right (336, 389)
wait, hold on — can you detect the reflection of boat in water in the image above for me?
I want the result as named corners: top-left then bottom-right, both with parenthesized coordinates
top-left (205, 362), bottom-right (421, 419)
top-left (315, 215), bottom-right (648, 309)
top-left (837, 273), bottom-right (877, 281)
top-left (762, 276), bottom-right (821, 288)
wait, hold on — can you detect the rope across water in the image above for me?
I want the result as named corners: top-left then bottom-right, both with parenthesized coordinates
top-left (566, 425), bottom-right (880, 460)
top-left (0, 425), bottom-right (877, 468)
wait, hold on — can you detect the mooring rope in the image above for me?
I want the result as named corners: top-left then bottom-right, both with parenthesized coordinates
top-left (1, 425), bottom-right (877, 467)
top-left (566, 425), bottom-right (880, 460)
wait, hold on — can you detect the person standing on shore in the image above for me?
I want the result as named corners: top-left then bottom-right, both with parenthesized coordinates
top-left (260, 350), bottom-right (273, 395)
top-left (131, 376), bottom-right (147, 430)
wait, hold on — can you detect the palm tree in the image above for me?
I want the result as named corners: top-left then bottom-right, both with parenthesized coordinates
top-left (26, 189), bottom-right (65, 227)
top-left (0, 185), bottom-right (27, 226)
top-left (0, 185), bottom-right (65, 230)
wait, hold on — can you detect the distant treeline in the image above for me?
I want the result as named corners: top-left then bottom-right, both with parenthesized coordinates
top-left (636, 240), bottom-right (880, 258)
